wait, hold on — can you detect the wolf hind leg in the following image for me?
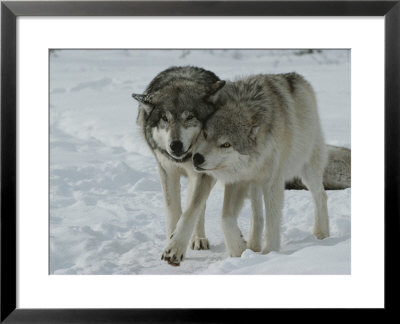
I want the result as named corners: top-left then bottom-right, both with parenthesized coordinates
top-left (301, 159), bottom-right (330, 240)
top-left (247, 184), bottom-right (263, 252)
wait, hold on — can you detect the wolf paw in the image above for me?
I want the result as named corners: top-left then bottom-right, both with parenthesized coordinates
top-left (190, 237), bottom-right (210, 250)
top-left (313, 230), bottom-right (329, 240)
top-left (227, 237), bottom-right (247, 257)
top-left (261, 247), bottom-right (271, 254)
top-left (161, 239), bottom-right (186, 266)
top-left (261, 243), bottom-right (279, 254)
top-left (247, 239), bottom-right (262, 252)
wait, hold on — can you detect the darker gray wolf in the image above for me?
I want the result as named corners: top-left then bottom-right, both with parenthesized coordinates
top-left (132, 66), bottom-right (224, 265)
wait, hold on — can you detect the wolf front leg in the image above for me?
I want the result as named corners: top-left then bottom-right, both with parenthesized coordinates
top-left (221, 182), bottom-right (248, 257)
top-left (158, 165), bottom-right (182, 241)
top-left (161, 174), bottom-right (214, 266)
top-left (186, 175), bottom-right (214, 250)
top-left (190, 204), bottom-right (210, 250)
top-left (247, 184), bottom-right (264, 252)
top-left (262, 178), bottom-right (285, 254)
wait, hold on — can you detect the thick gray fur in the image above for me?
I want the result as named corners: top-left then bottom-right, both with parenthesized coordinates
top-left (194, 72), bottom-right (330, 256)
top-left (286, 145), bottom-right (351, 190)
top-left (133, 66), bottom-right (223, 266)
top-left (135, 66), bottom-right (221, 161)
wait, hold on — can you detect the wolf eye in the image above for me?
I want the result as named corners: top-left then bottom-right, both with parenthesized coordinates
top-left (161, 115), bottom-right (168, 122)
top-left (221, 142), bottom-right (231, 148)
top-left (186, 114), bottom-right (194, 121)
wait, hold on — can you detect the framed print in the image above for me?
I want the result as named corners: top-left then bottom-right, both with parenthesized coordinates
top-left (47, 48), bottom-right (351, 275)
top-left (1, 0), bottom-right (399, 322)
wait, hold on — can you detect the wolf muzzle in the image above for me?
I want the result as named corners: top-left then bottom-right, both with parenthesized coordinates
top-left (170, 140), bottom-right (184, 156)
top-left (193, 153), bottom-right (205, 167)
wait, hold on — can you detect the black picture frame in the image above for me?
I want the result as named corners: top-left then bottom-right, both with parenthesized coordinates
top-left (1, 1), bottom-right (399, 322)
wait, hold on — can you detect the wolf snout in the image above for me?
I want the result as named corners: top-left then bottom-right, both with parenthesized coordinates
top-left (193, 153), bottom-right (205, 166)
top-left (170, 140), bottom-right (184, 155)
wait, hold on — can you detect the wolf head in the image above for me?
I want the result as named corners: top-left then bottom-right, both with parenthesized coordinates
top-left (193, 79), bottom-right (271, 182)
top-left (133, 67), bottom-right (225, 161)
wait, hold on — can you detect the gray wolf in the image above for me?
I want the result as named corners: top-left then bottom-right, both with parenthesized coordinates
top-left (132, 66), bottom-right (225, 265)
top-left (193, 73), bottom-right (330, 256)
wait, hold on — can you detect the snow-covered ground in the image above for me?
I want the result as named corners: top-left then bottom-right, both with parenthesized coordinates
top-left (49, 49), bottom-right (351, 275)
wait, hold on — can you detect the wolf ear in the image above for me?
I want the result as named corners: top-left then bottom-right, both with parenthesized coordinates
top-left (249, 115), bottom-right (260, 141)
top-left (250, 126), bottom-right (260, 141)
top-left (204, 81), bottom-right (226, 105)
top-left (132, 93), bottom-right (154, 114)
top-left (206, 80), bottom-right (226, 96)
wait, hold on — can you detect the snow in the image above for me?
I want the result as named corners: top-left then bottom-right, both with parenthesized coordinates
top-left (49, 49), bottom-right (351, 275)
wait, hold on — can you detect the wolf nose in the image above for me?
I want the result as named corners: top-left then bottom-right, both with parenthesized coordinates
top-left (170, 141), bottom-right (183, 154)
top-left (193, 153), bottom-right (205, 166)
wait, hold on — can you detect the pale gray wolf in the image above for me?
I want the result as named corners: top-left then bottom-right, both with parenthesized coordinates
top-left (286, 145), bottom-right (351, 190)
top-left (132, 66), bottom-right (225, 266)
top-left (193, 73), bottom-right (330, 256)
